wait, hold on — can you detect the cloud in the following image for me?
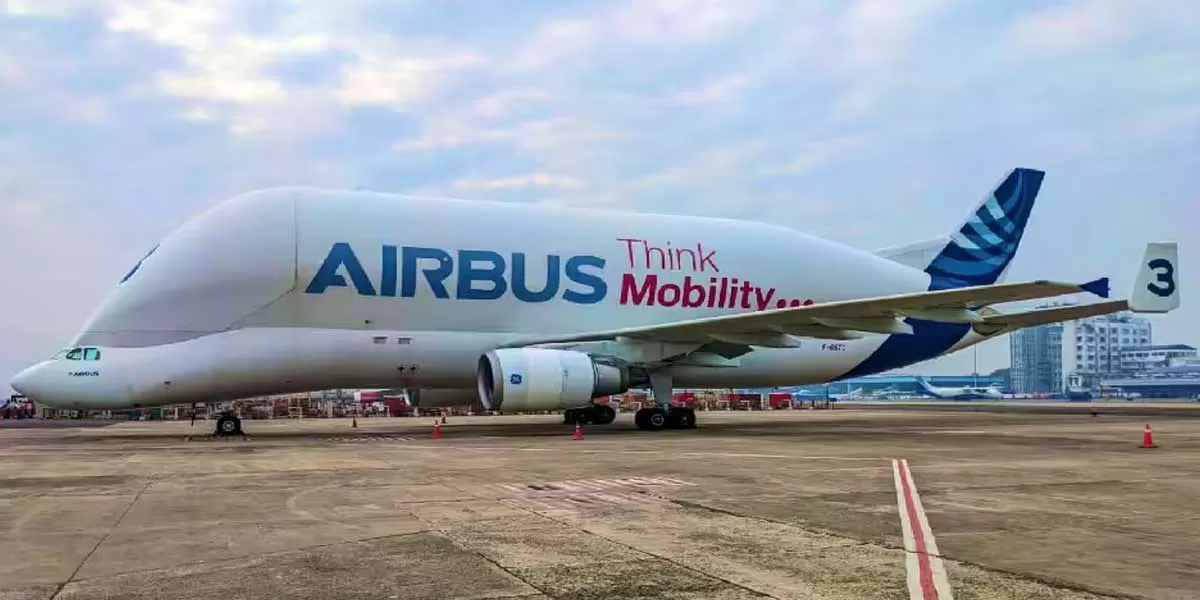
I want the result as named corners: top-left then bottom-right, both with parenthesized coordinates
top-left (449, 173), bottom-right (586, 192)
top-left (1008, 0), bottom-right (1199, 59)
top-left (336, 51), bottom-right (490, 108)
top-left (666, 74), bottom-right (752, 106)
top-left (1, 0), bottom-right (1198, 388)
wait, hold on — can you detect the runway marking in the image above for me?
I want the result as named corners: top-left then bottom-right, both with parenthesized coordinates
top-left (325, 435), bottom-right (415, 443)
top-left (383, 445), bottom-right (887, 461)
top-left (501, 490), bottom-right (665, 515)
top-left (479, 476), bottom-right (694, 496)
top-left (480, 476), bottom-right (693, 515)
top-left (892, 459), bottom-right (954, 600)
top-left (915, 430), bottom-right (988, 435)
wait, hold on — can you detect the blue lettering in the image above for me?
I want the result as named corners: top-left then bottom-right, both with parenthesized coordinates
top-left (563, 255), bottom-right (607, 304)
top-left (457, 250), bottom-right (508, 300)
top-left (380, 245), bottom-right (398, 297)
top-left (401, 246), bottom-right (452, 298)
top-left (305, 243), bottom-right (609, 304)
top-left (305, 242), bottom-right (377, 296)
top-left (511, 253), bottom-right (560, 302)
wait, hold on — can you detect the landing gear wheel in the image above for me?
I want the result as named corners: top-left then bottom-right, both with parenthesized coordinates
top-left (564, 409), bottom-right (591, 425)
top-left (667, 406), bottom-right (696, 429)
top-left (215, 414), bottom-right (242, 436)
top-left (634, 407), bottom-right (668, 431)
top-left (591, 405), bottom-right (616, 425)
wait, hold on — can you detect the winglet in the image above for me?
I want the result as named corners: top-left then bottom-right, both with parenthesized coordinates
top-left (1129, 242), bottom-right (1180, 313)
top-left (1080, 277), bottom-right (1110, 299)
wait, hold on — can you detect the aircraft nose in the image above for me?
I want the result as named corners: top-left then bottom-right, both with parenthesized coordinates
top-left (10, 362), bottom-right (48, 399)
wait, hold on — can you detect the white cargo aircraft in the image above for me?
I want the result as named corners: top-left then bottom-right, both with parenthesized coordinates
top-left (10, 168), bottom-right (1182, 435)
top-left (915, 377), bottom-right (1004, 401)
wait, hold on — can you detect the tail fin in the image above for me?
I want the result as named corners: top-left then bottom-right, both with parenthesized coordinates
top-left (922, 168), bottom-right (1045, 289)
top-left (1129, 242), bottom-right (1180, 313)
top-left (916, 377), bottom-right (937, 394)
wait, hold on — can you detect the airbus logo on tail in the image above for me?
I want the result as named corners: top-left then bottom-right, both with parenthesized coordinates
top-left (305, 243), bottom-right (608, 304)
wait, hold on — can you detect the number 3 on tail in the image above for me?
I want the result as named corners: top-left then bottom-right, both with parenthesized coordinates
top-left (1147, 258), bottom-right (1176, 297)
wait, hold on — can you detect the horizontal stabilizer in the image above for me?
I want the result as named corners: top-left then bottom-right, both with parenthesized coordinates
top-left (976, 300), bottom-right (1129, 333)
top-left (973, 242), bottom-right (1180, 334)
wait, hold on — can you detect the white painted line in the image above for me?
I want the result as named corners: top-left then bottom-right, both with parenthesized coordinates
top-left (892, 459), bottom-right (954, 600)
top-left (915, 430), bottom-right (987, 435)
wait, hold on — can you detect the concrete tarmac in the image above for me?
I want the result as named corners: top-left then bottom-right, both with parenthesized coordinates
top-left (0, 406), bottom-right (1197, 599)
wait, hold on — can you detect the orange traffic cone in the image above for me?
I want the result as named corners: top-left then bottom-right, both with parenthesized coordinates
top-left (1141, 423), bottom-right (1157, 448)
top-left (433, 421), bottom-right (441, 440)
top-left (573, 423), bottom-right (583, 440)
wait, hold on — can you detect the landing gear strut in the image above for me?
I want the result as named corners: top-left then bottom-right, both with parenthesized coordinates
top-left (634, 369), bottom-right (697, 431)
top-left (563, 404), bottom-right (617, 425)
top-left (214, 412), bottom-right (243, 436)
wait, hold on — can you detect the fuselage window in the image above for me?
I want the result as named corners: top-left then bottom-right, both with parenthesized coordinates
top-left (65, 348), bottom-right (83, 360)
top-left (83, 348), bottom-right (101, 361)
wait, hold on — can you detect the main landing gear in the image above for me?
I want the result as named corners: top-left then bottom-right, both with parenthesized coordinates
top-left (633, 405), bottom-right (696, 431)
top-left (214, 412), bottom-right (244, 436)
top-left (633, 369), bottom-right (696, 431)
top-left (564, 404), bottom-right (617, 425)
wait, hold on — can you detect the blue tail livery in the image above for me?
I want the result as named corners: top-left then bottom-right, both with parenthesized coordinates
top-left (839, 168), bottom-right (1045, 380)
top-left (924, 168), bottom-right (1044, 290)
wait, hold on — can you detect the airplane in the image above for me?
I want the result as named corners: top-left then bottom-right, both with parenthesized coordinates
top-left (10, 168), bottom-right (1182, 436)
top-left (915, 377), bottom-right (1004, 401)
top-left (832, 387), bottom-right (864, 401)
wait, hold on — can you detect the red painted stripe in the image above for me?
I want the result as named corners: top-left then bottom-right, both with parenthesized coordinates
top-left (899, 460), bottom-right (939, 600)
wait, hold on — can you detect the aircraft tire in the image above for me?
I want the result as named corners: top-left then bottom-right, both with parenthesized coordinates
top-left (590, 405), bottom-right (616, 425)
top-left (215, 414), bottom-right (242, 436)
top-left (667, 407), bottom-right (696, 429)
top-left (564, 409), bottom-right (591, 425)
top-left (634, 407), bottom-right (667, 431)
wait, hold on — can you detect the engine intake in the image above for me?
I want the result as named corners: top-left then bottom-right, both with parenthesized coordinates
top-left (477, 348), bottom-right (630, 412)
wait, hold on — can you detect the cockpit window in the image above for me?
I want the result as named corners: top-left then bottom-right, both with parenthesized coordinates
top-left (62, 347), bottom-right (101, 361)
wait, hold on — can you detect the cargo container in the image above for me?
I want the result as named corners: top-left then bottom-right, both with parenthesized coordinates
top-left (673, 392), bottom-right (697, 406)
top-left (721, 392), bottom-right (763, 410)
top-left (767, 392), bottom-right (793, 409)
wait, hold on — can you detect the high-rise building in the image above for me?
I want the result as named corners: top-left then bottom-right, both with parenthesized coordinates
top-left (1009, 323), bottom-right (1061, 394)
top-left (1008, 305), bottom-right (1152, 393)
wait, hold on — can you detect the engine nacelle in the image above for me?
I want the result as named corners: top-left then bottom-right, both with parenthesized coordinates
top-left (477, 348), bottom-right (630, 412)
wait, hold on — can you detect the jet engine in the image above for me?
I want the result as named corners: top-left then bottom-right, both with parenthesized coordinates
top-left (477, 348), bottom-right (630, 412)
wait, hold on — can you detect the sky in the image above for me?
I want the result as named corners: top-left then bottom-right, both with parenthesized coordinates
top-left (1, 0), bottom-right (1198, 393)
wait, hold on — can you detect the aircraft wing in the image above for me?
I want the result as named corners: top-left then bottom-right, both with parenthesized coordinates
top-left (503, 278), bottom-right (1108, 348)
